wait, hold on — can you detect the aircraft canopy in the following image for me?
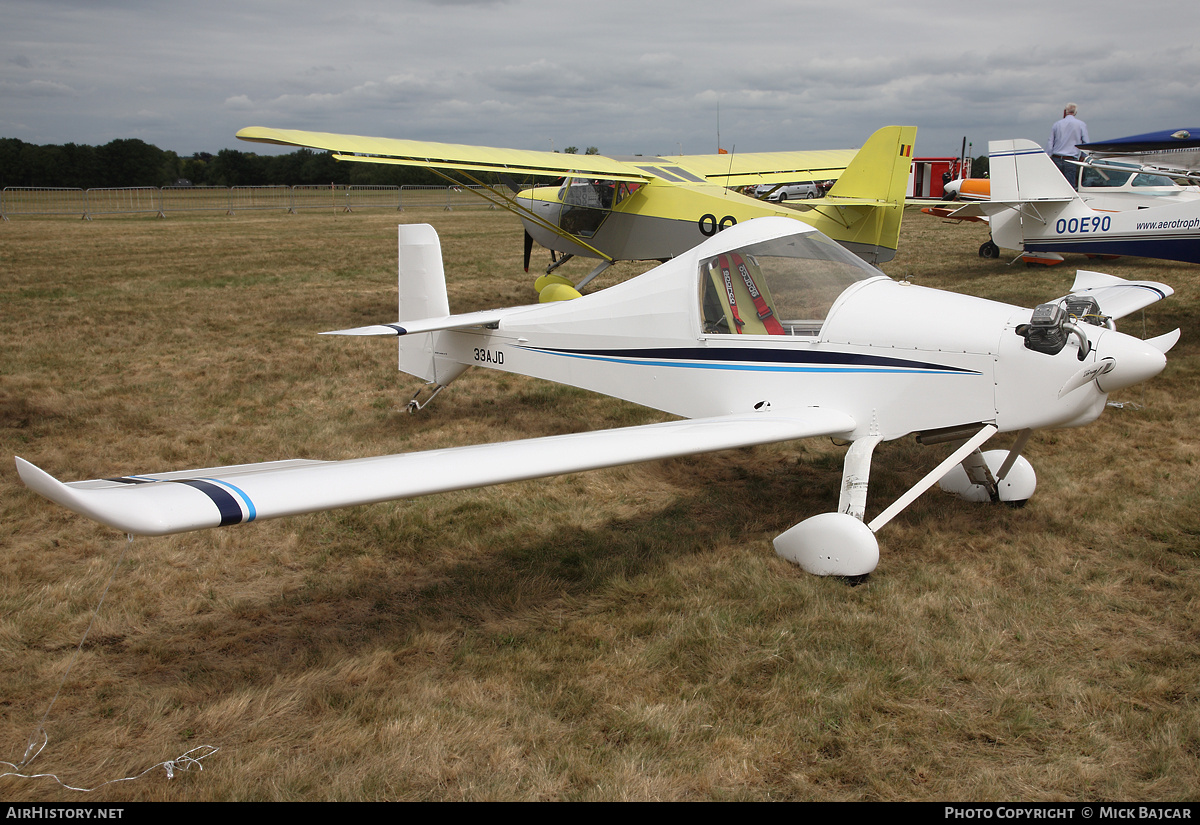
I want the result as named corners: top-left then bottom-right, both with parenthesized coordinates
top-left (700, 229), bottom-right (882, 337)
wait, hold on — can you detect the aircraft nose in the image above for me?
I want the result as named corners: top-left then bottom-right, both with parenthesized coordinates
top-left (1094, 331), bottom-right (1169, 394)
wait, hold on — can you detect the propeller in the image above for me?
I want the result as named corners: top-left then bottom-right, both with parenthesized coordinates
top-left (1095, 329), bottom-right (1176, 393)
top-left (1057, 328), bottom-right (1178, 399)
top-left (1058, 358), bottom-right (1116, 399)
top-left (523, 229), bottom-right (534, 273)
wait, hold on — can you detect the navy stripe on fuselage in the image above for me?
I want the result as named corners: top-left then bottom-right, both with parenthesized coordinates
top-left (992, 148), bottom-right (1051, 160)
top-left (519, 346), bottom-right (980, 375)
top-left (1025, 236), bottom-right (1200, 264)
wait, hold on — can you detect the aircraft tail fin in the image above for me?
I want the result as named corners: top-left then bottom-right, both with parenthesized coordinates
top-left (988, 139), bottom-right (1079, 202)
top-left (817, 125), bottom-right (917, 264)
top-left (980, 140), bottom-right (1080, 253)
top-left (395, 224), bottom-right (468, 386)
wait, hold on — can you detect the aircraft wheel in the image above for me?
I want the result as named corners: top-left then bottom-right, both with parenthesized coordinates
top-left (773, 513), bottom-right (879, 577)
top-left (979, 240), bottom-right (1000, 259)
top-left (939, 451), bottom-right (1037, 504)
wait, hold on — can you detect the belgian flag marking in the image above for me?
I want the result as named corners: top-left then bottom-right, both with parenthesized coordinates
top-left (899, 144), bottom-right (913, 157)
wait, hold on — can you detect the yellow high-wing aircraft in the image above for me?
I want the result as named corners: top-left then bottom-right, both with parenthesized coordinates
top-left (237, 124), bottom-right (915, 286)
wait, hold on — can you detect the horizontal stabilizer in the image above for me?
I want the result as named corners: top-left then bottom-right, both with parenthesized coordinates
top-left (948, 197), bottom-right (1071, 221)
top-left (17, 408), bottom-right (855, 537)
top-left (1065, 270), bottom-right (1174, 320)
top-left (323, 305), bottom-right (536, 337)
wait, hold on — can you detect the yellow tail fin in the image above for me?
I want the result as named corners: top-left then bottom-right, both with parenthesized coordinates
top-left (806, 125), bottom-right (916, 264)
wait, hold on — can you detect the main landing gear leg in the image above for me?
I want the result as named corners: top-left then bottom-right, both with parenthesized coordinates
top-left (574, 260), bottom-right (612, 290)
top-left (774, 425), bottom-right (1001, 577)
top-left (773, 436), bottom-right (882, 577)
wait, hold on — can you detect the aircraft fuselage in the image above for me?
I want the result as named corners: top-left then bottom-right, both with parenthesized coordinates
top-left (430, 218), bottom-right (1165, 443)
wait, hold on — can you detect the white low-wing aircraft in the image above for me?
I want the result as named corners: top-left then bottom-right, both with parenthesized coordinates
top-left (948, 139), bottom-right (1200, 265)
top-left (15, 217), bottom-right (1178, 576)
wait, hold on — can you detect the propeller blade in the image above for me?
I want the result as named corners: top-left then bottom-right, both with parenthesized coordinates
top-left (498, 173), bottom-right (522, 194)
top-left (1145, 328), bottom-right (1181, 354)
top-left (1058, 358), bottom-right (1116, 399)
top-left (1060, 329), bottom-right (1177, 399)
top-left (523, 229), bottom-right (534, 273)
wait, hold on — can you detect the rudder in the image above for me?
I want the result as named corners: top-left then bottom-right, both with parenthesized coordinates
top-left (988, 139), bottom-right (1079, 202)
top-left (821, 125), bottom-right (917, 264)
top-left (396, 224), bottom-right (467, 386)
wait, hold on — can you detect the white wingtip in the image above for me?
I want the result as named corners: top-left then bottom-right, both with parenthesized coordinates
top-left (15, 456), bottom-right (72, 507)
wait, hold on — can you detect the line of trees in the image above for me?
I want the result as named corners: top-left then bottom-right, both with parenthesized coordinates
top-left (0, 137), bottom-right (460, 189)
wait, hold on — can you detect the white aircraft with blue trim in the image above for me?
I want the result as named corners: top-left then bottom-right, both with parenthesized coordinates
top-left (15, 217), bottom-right (1178, 577)
top-left (949, 139), bottom-right (1200, 265)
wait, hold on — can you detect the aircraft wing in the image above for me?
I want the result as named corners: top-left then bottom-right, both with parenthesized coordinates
top-left (918, 205), bottom-right (988, 223)
top-left (237, 127), bottom-right (863, 188)
top-left (16, 408), bottom-right (856, 537)
top-left (673, 149), bottom-right (858, 186)
top-left (1065, 271), bottom-right (1174, 320)
top-left (1080, 128), bottom-right (1200, 172)
top-left (237, 127), bottom-right (652, 183)
top-left (1075, 156), bottom-right (1200, 184)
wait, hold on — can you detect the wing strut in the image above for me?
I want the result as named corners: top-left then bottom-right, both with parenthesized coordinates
top-left (867, 424), bottom-right (998, 532)
top-left (336, 156), bottom-right (616, 264)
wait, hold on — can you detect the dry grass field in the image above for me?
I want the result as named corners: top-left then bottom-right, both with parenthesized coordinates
top-left (1, 207), bottom-right (1197, 801)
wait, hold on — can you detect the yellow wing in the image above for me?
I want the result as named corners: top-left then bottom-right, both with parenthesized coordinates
top-left (673, 149), bottom-right (858, 186)
top-left (236, 127), bottom-right (862, 187)
top-left (236, 127), bottom-right (650, 183)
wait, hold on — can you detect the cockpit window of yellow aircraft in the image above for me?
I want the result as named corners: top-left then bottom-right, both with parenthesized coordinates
top-left (615, 181), bottom-right (641, 206)
top-left (700, 232), bottom-right (881, 337)
top-left (559, 179), bottom-right (615, 237)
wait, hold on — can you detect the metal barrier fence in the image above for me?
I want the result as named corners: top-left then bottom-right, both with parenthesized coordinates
top-left (161, 185), bottom-right (231, 214)
top-left (1, 187), bottom-right (88, 218)
top-left (1, 184), bottom-right (495, 219)
top-left (230, 185), bottom-right (293, 214)
top-left (348, 185), bottom-right (403, 211)
top-left (86, 186), bottom-right (163, 218)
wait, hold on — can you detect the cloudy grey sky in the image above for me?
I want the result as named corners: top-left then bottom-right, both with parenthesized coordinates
top-left (3, 0), bottom-right (1197, 159)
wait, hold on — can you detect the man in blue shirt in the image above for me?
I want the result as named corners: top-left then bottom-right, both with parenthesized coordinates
top-left (1048, 104), bottom-right (1089, 188)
